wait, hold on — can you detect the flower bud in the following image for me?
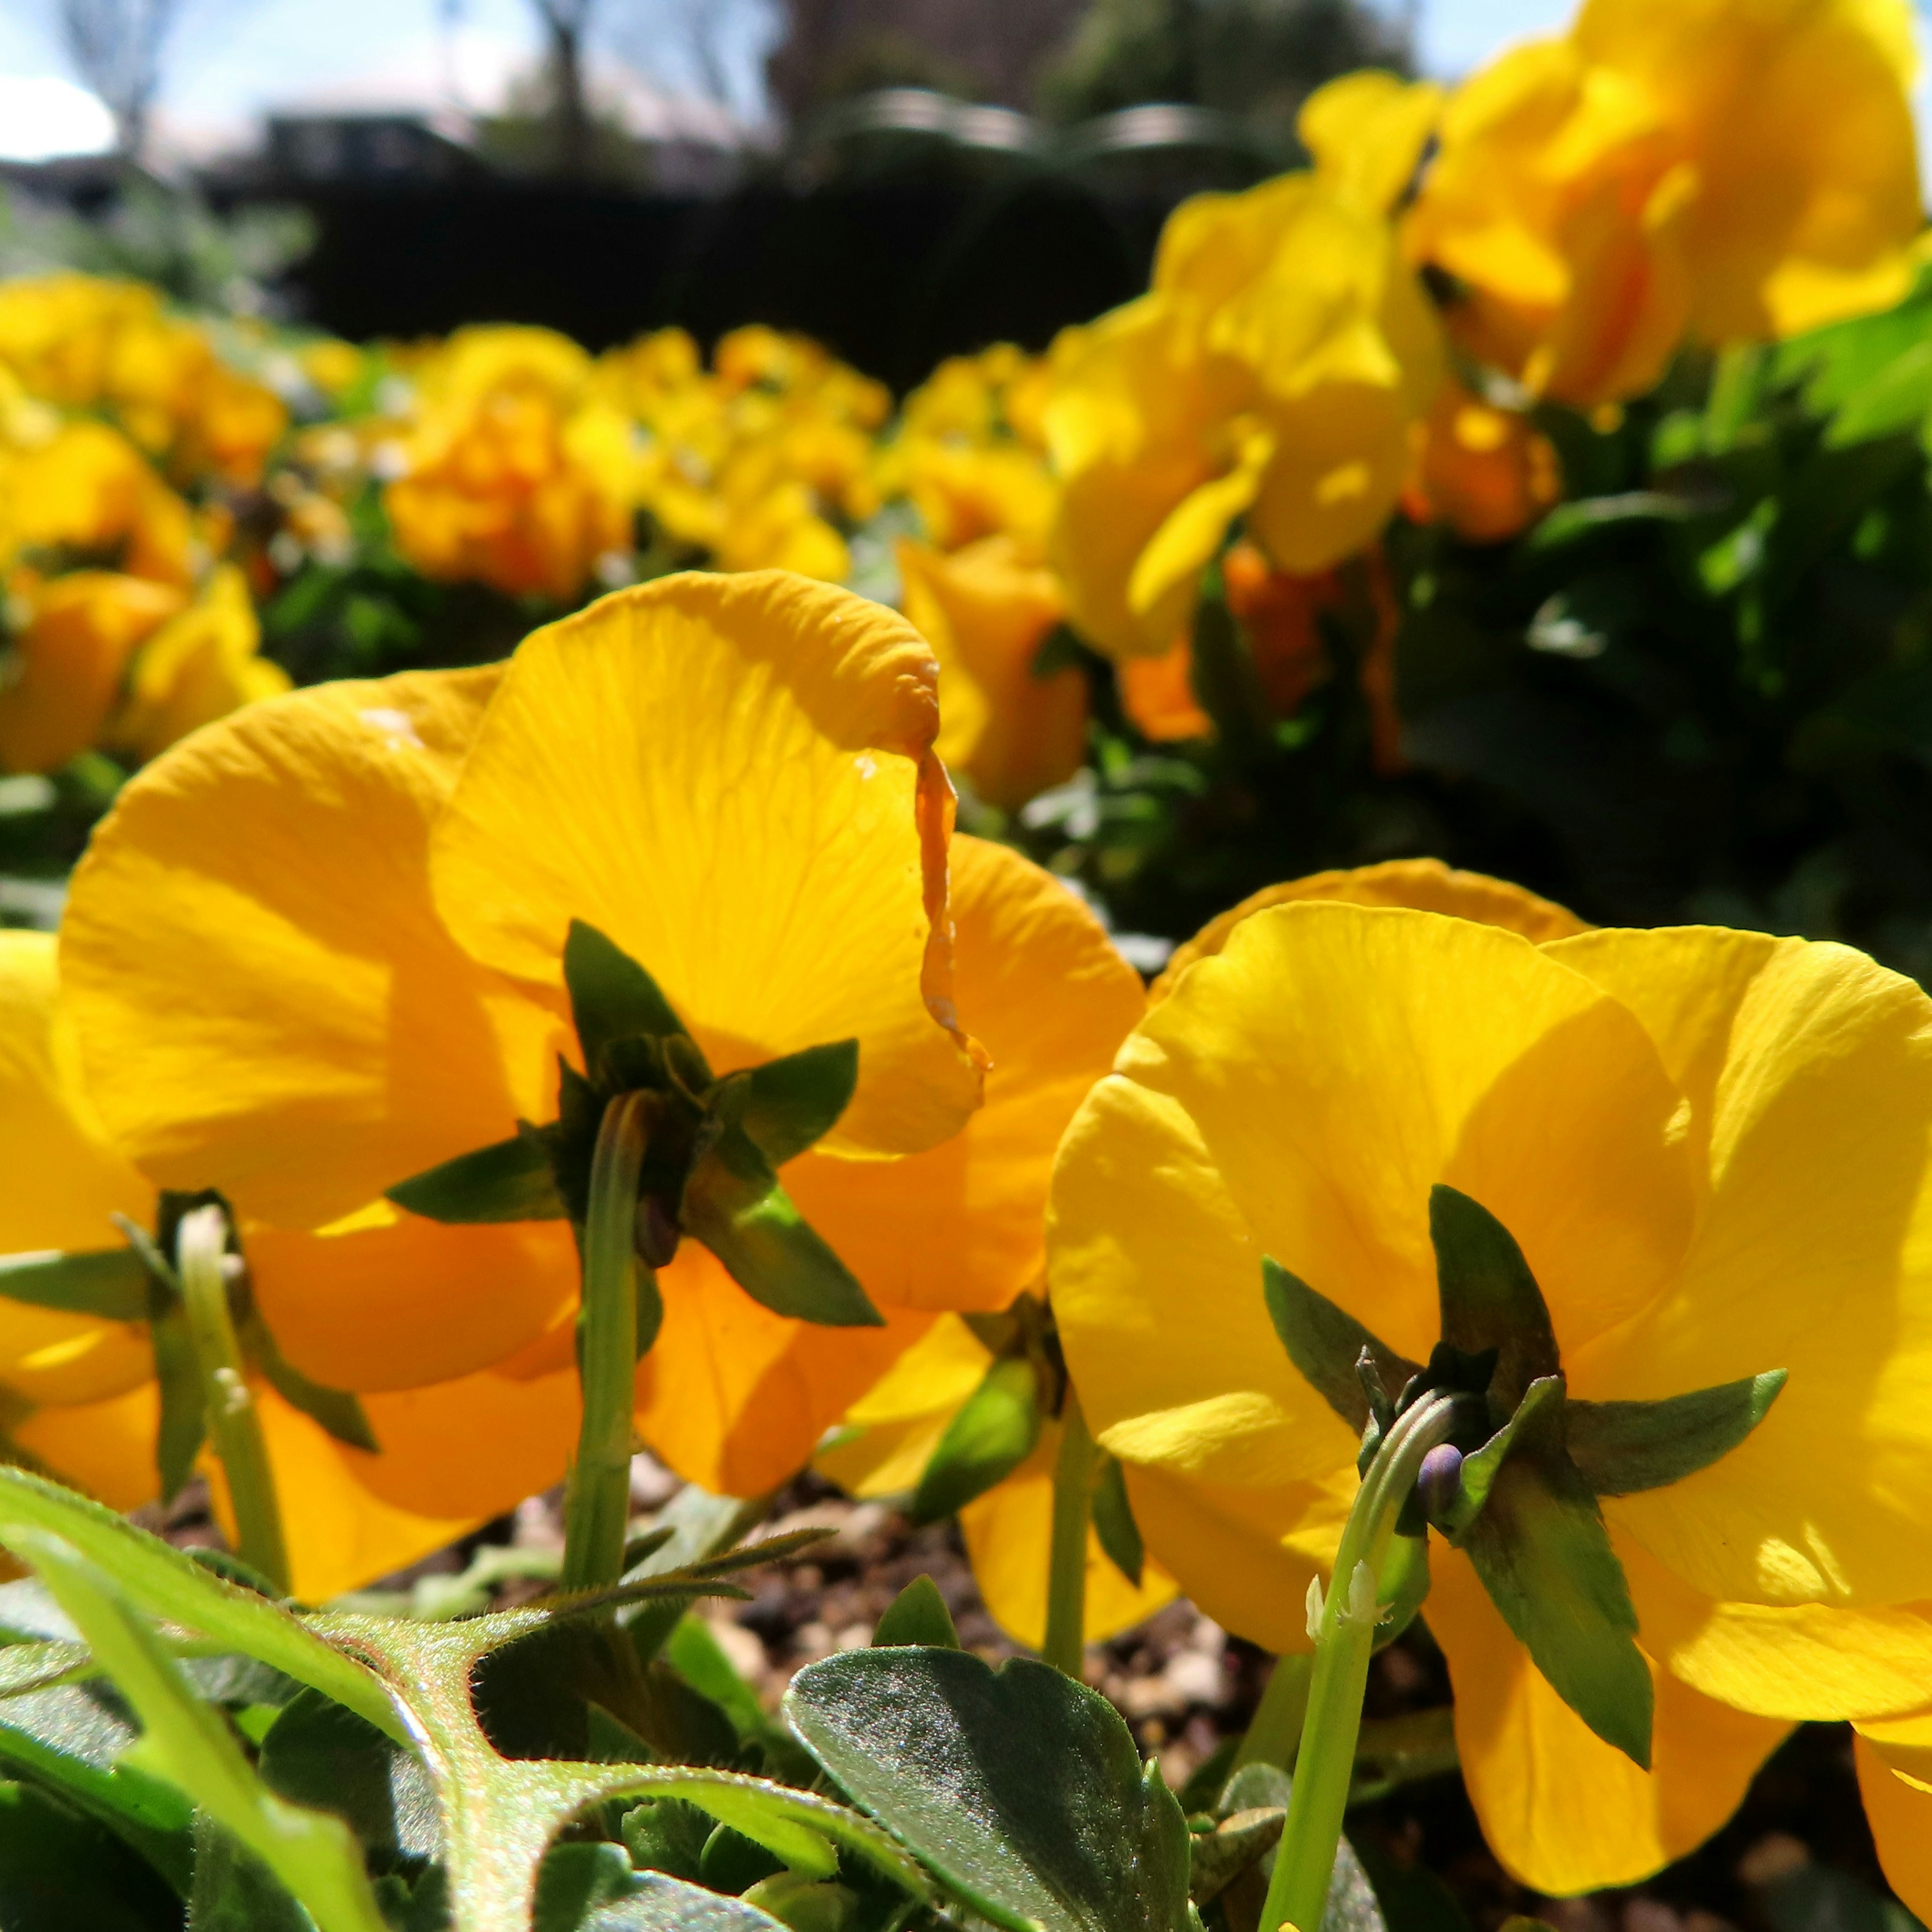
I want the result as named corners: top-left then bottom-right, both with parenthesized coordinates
top-left (1417, 1442), bottom-right (1464, 1526)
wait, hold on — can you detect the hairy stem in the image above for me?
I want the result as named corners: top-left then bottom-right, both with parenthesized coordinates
top-left (1261, 1394), bottom-right (1458, 1932)
top-left (1041, 1384), bottom-right (1095, 1677)
top-left (561, 1092), bottom-right (650, 1593)
top-left (175, 1204), bottom-right (288, 1595)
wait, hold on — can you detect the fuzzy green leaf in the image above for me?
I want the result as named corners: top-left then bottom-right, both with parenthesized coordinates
top-left (739, 1041), bottom-right (859, 1167)
top-left (588, 1872), bottom-right (788, 1931)
top-left (385, 1132), bottom-right (567, 1224)
top-left (872, 1574), bottom-right (961, 1650)
top-left (14, 1527), bottom-right (390, 1932)
top-left (0, 1779), bottom-right (181, 1932)
top-left (908, 1354), bottom-right (1040, 1524)
top-left (1428, 1188), bottom-right (1559, 1413)
top-left (0, 1248), bottom-right (150, 1321)
top-left (784, 1647), bottom-right (1192, 1932)
top-left (1460, 1426), bottom-right (1652, 1767)
top-left (565, 920), bottom-right (691, 1067)
top-left (682, 1126), bottom-right (880, 1327)
top-left (1565, 1371), bottom-right (1787, 1496)
top-left (258, 1688), bottom-right (441, 1865)
top-left (1261, 1258), bottom-right (1418, 1433)
top-left (1090, 1455), bottom-right (1145, 1588)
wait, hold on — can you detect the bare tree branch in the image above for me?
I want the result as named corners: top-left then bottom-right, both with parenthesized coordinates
top-left (55, 0), bottom-right (185, 159)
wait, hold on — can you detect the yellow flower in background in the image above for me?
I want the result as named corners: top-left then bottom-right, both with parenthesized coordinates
top-left (0, 572), bottom-right (184, 774)
top-left (1403, 375), bottom-right (1563, 543)
top-left (57, 573), bottom-right (1133, 1500)
top-left (898, 534), bottom-right (1087, 810)
top-left (1046, 72), bottom-right (1443, 660)
top-left (383, 325), bottom-right (640, 602)
top-left (0, 273), bottom-right (287, 486)
top-left (8, 420), bottom-right (195, 588)
top-left (1407, 0), bottom-right (1923, 408)
top-left (821, 1316), bottom-right (1180, 1650)
top-left (104, 563), bottom-right (291, 765)
top-left (1052, 875), bottom-right (1932, 1893)
top-left (0, 926), bottom-right (578, 1601)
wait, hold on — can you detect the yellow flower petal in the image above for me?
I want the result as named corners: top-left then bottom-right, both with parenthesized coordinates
top-left (1299, 72), bottom-right (1444, 214)
top-left (1556, 928), bottom-right (1932, 1605)
top-left (1428, 1549), bottom-right (1789, 1894)
top-left (1856, 1731), bottom-right (1932, 1924)
top-left (14, 1381), bottom-right (160, 1512)
top-left (960, 1423), bottom-right (1180, 1650)
top-left (429, 572), bottom-right (982, 1158)
top-left (1149, 859), bottom-right (1588, 1008)
top-left (61, 665), bottom-right (567, 1228)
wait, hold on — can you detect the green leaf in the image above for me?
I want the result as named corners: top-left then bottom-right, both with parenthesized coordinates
top-left (681, 1126), bottom-right (881, 1327)
top-left (587, 1872), bottom-right (788, 1931)
top-left (1565, 1371), bottom-right (1786, 1496)
top-left (1090, 1455), bottom-right (1144, 1588)
top-left (188, 1815), bottom-right (314, 1932)
top-left (385, 1132), bottom-right (568, 1224)
top-left (1191, 1764), bottom-right (1385, 1932)
top-left (871, 1574), bottom-right (960, 1649)
top-left (0, 1468), bottom-right (403, 1741)
top-left (257, 1688), bottom-right (441, 1865)
top-left (0, 1248), bottom-right (149, 1321)
top-left (242, 1313), bottom-right (378, 1454)
top-left (740, 1041), bottom-right (859, 1167)
top-left (1822, 340), bottom-right (1932, 447)
top-left (13, 1526), bottom-right (390, 1932)
top-left (1438, 1376), bottom-right (1565, 1540)
top-left (1261, 1259), bottom-right (1417, 1433)
top-left (0, 1779), bottom-right (182, 1932)
top-left (535, 1842), bottom-right (643, 1932)
top-left (1459, 1418), bottom-right (1652, 1767)
top-left (566, 920), bottom-right (690, 1068)
top-left (909, 1354), bottom-right (1040, 1523)
top-left (783, 1647), bottom-right (1192, 1932)
top-left (149, 1299), bottom-right (205, 1506)
top-left (1428, 1188), bottom-right (1558, 1413)
top-left (665, 1613), bottom-right (774, 1736)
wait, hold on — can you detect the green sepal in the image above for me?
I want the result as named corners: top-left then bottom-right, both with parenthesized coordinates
top-left (1374, 1532), bottom-right (1430, 1650)
top-left (1566, 1370), bottom-right (1787, 1496)
top-left (909, 1355), bottom-right (1041, 1524)
top-left (565, 919), bottom-right (691, 1068)
top-left (681, 1125), bottom-right (881, 1329)
top-left (1260, 1257), bottom-right (1419, 1433)
top-left (384, 1130), bottom-right (567, 1225)
top-left (1429, 1186), bottom-right (1559, 1413)
top-left (241, 1312), bottom-right (378, 1456)
top-left (738, 1041), bottom-right (859, 1168)
top-left (1459, 1389), bottom-right (1652, 1768)
top-left (0, 1247), bottom-right (150, 1321)
top-left (1437, 1375), bottom-right (1565, 1542)
top-left (1091, 1454), bottom-right (1145, 1587)
top-left (149, 1298), bottom-right (205, 1505)
top-left (872, 1574), bottom-right (961, 1649)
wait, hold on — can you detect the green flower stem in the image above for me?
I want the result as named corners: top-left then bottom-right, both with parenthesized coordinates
top-left (1235, 1651), bottom-right (1313, 1770)
top-left (1041, 1384), bottom-right (1095, 1677)
top-left (561, 1092), bottom-right (651, 1594)
top-left (1261, 1394), bottom-right (1459, 1932)
top-left (174, 1204), bottom-right (289, 1595)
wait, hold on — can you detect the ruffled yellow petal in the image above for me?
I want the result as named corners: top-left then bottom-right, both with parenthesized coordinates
top-left (1856, 1730), bottom-right (1932, 1925)
top-left (60, 666), bottom-right (568, 1230)
top-left (1428, 1549), bottom-right (1789, 1895)
top-left (1620, 1531), bottom-right (1932, 1722)
top-left (960, 1424), bottom-right (1180, 1650)
top-left (1300, 72), bottom-right (1444, 215)
top-left (1149, 859), bottom-right (1588, 1007)
top-left (1053, 906), bottom-right (1693, 1505)
top-left (789, 836), bottom-right (1144, 1316)
top-left (429, 573), bottom-right (982, 1158)
top-left (1555, 928), bottom-right (1932, 1605)
top-left (247, 1209), bottom-right (578, 1393)
top-left (0, 930), bottom-right (154, 1407)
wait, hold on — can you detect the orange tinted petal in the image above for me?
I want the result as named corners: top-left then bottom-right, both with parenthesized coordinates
top-left (1857, 1732), bottom-right (1932, 1925)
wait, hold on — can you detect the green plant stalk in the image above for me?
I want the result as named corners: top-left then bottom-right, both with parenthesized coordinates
top-left (1041, 1384), bottom-right (1095, 1676)
top-left (1235, 1651), bottom-right (1313, 1770)
top-left (561, 1092), bottom-right (650, 1593)
top-left (1260, 1394), bottom-right (1459, 1932)
top-left (174, 1204), bottom-right (289, 1595)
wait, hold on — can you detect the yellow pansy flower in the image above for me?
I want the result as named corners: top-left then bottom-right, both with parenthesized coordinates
top-left (382, 325), bottom-right (640, 602)
top-left (58, 572), bottom-right (1119, 1498)
top-left (9, 420), bottom-right (195, 588)
top-left (898, 533), bottom-right (1086, 810)
top-left (1052, 879), bottom-right (1932, 1893)
top-left (1046, 73), bottom-right (1444, 659)
top-left (1402, 375), bottom-right (1563, 544)
top-left (1407, 0), bottom-right (1923, 408)
top-left (0, 925), bottom-right (578, 1601)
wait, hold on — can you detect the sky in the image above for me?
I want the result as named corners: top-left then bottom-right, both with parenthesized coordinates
top-left (0, 0), bottom-right (1920, 163)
